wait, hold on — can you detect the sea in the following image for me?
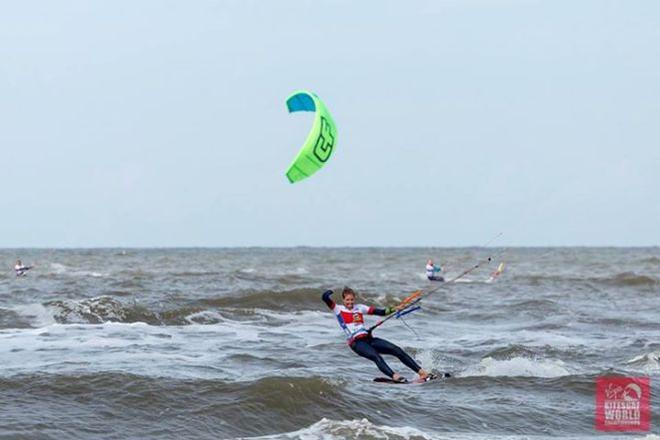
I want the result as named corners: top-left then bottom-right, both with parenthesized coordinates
top-left (0, 247), bottom-right (658, 439)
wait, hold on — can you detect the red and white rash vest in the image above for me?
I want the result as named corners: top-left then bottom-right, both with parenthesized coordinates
top-left (322, 290), bottom-right (388, 345)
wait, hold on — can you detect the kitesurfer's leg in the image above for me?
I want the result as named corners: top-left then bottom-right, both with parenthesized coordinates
top-left (370, 337), bottom-right (422, 373)
top-left (350, 339), bottom-right (396, 378)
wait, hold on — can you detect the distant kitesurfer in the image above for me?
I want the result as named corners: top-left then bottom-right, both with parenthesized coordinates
top-left (14, 259), bottom-right (32, 277)
top-left (322, 287), bottom-right (434, 383)
top-left (487, 262), bottom-right (505, 283)
top-left (426, 259), bottom-right (444, 282)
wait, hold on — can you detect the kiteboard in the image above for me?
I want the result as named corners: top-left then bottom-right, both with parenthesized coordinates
top-left (373, 372), bottom-right (451, 385)
top-left (428, 276), bottom-right (445, 282)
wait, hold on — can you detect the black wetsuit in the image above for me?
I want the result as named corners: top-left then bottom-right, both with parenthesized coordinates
top-left (350, 335), bottom-right (421, 378)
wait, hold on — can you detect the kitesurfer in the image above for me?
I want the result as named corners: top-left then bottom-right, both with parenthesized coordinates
top-left (426, 259), bottom-right (444, 282)
top-left (322, 287), bottom-right (434, 383)
top-left (14, 259), bottom-right (32, 277)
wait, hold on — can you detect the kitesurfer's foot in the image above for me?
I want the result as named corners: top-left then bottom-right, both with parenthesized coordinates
top-left (392, 373), bottom-right (407, 383)
top-left (418, 369), bottom-right (439, 381)
top-left (417, 369), bottom-right (438, 382)
top-left (417, 369), bottom-right (440, 382)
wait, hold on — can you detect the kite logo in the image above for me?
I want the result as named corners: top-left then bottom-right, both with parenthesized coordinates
top-left (313, 117), bottom-right (334, 163)
top-left (595, 376), bottom-right (650, 431)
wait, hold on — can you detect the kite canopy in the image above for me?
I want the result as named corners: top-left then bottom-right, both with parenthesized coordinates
top-left (285, 90), bottom-right (337, 183)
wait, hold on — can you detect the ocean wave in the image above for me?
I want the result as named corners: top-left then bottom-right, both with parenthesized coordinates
top-left (168, 271), bottom-right (224, 277)
top-left (249, 418), bottom-right (435, 440)
top-left (3, 297), bottom-right (204, 327)
top-left (44, 297), bottom-right (162, 325)
top-left (231, 267), bottom-right (311, 284)
top-left (201, 288), bottom-right (323, 311)
top-left (201, 288), bottom-right (403, 313)
top-left (13, 262), bottom-right (107, 280)
top-left (0, 373), bottom-right (350, 438)
top-left (625, 351), bottom-right (660, 373)
top-left (2, 298), bottom-right (195, 328)
top-left (463, 356), bottom-right (571, 378)
top-left (506, 299), bottom-right (561, 315)
top-left (607, 272), bottom-right (658, 287)
top-left (4, 291), bottom-right (342, 328)
top-left (518, 272), bottom-right (657, 288)
top-left (2, 303), bottom-right (55, 328)
top-left (0, 370), bottom-right (626, 438)
top-left (639, 256), bottom-right (660, 265)
top-left (183, 310), bottom-right (225, 325)
top-left (0, 306), bottom-right (39, 329)
top-left (483, 344), bottom-right (567, 360)
top-left (244, 417), bottom-right (621, 440)
top-left (4, 372), bottom-right (582, 439)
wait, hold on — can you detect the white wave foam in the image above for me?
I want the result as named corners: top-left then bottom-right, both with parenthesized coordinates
top-left (243, 418), bottom-right (603, 440)
top-left (47, 262), bottom-right (107, 277)
top-left (50, 262), bottom-right (68, 274)
top-left (0, 320), bottom-right (256, 379)
top-left (184, 310), bottom-right (224, 325)
top-left (268, 266), bottom-right (310, 277)
top-left (625, 351), bottom-right (660, 373)
top-left (69, 270), bottom-right (108, 278)
top-left (51, 296), bottom-right (128, 323)
top-left (248, 418), bottom-right (435, 440)
top-left (413, 349), bottom-right (441, 374)
top-left (465, 356), bottom-right (570, 378)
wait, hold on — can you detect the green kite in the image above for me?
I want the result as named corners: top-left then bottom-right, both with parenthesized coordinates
top-left (285, 90), bottom-right (337, 183)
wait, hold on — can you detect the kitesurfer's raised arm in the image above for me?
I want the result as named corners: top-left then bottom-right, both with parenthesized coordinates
top-left (322, 289), bottom-right (335, 308)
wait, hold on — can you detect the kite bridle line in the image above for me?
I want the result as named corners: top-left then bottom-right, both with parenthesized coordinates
top-left (480, 232), bottom-right (504, 249)
top-left (440, 232), bottom-right (503, 274)
top-left (367, 233), bottom-right (507, 334)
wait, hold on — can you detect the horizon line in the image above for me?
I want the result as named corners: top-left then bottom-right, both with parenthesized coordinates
top-left (1, 245), bottom-right (658, 250)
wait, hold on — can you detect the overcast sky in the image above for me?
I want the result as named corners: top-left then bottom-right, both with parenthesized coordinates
top-left (1, 0), bottom-right (658, 247)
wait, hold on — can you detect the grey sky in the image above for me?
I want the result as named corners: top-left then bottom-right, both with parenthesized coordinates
top-left (1, 0), bottom-right (658, 247)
